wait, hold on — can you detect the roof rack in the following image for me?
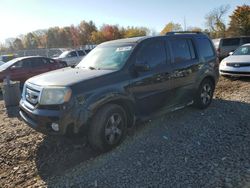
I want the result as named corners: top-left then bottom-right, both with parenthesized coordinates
top-left (166, 31), bottom-right (203, 35)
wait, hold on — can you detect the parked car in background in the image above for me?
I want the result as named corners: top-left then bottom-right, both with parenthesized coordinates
top-left (0, 54), bottom-right (17, 62)
top-left (0, 56), bottom-right (67, 84)
top-left (220, 43), bottom-right (250, 77)
top-left (213, 36), bottom-right (250, 60)
top-left (20, 32), bottom-right (219, 152)
top-left (54, 49), bottom-right (86, 66)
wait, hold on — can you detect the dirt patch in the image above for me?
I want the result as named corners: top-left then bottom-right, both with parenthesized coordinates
top-left (0, 77), bottom-right (249, 187)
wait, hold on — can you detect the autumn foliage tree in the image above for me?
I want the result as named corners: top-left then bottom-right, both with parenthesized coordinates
top-left (227, 5), bottom-right (250, 36)
top-left (160, 22), bottom-right (182, 35)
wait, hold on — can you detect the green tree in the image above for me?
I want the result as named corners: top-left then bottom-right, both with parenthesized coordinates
top-left (24, 33), bottom-right (38, 49)
top-left (78, 20), bottom-right (97, 45)
top-left (123, 27), bottom-right (148, 38)
top-left (160, 22), bottom-right (182, 35)
top-left (227, 5), bottom-right (250, 36)
top-left (13, 38), bottom-right (24, 50)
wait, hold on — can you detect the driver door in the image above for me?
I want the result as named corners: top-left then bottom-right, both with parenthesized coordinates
top-left (128, 38), bottom-right (174, 115)
top-left (9, 59), bottom-right (31, 83)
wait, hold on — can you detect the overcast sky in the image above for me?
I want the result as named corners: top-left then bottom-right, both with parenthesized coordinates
top-left (0, 0), bottom-right (249, 43)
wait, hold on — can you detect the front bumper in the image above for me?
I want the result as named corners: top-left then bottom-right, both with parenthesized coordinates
top-left (19, 99), bottom-right (75, 135)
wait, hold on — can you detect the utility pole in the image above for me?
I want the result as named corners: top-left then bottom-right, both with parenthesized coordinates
top-left (184, 16), bottom-right (187, 31)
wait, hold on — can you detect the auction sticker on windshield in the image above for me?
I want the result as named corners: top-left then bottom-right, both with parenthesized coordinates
top-left (116, 46), bottom-right (133, 52)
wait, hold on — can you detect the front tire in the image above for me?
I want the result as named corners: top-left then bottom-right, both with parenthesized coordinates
top-left (88, 104), bottom-right (127, 152)
top-left (194, 78), bottom-right (215, 109)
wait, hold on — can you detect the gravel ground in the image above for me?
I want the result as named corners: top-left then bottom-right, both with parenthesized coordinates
top-left (0, 77), bottom-right (250, 188)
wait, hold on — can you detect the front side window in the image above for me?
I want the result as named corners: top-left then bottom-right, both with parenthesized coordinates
top-left (77, 44), bottom-right (134, 70)
top-left (12, 59), bottom-right (30, 69)
top-left (170, 39), bottom-right (193, 63)
top-left (136, 40), bottom-right (167, 68)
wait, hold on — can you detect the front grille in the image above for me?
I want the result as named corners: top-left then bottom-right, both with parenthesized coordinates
top-left (24, 83), bottom-right (42, 106)
top-left (226, 63), bottom-right (250, 67)
top-left (220, 70), bottom-right (250, 75)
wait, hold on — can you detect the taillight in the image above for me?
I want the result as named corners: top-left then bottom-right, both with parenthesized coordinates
top-left (217, 48), bottom-right (220, 54)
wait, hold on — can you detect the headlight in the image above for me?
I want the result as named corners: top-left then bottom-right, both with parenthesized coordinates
top-left (39, 87), bottom-right (72, 105)
top-left (220, 61), bottom-right (226, 68)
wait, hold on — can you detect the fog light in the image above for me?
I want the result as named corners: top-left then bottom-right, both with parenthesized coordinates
top-left (51, 123), bottom-right (59, 131)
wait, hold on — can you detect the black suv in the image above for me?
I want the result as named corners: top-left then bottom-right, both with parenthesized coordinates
top-left (20, 32), bottom-right (219, 151)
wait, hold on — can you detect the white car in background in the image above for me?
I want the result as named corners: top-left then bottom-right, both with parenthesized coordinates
top-left (54, 50), bottom-right (86, 66)
top-left (219, 43), bottom-right (250, 77)
top-left (0, 61), bottom-right (5, 66)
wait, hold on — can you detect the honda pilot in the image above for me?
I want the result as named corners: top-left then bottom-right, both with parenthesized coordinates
top-left (20, 32), bottom-right (219, 151)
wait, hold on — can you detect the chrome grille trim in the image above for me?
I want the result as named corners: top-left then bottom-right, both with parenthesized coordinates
top-left (24, 82), bottom-right (42, 106)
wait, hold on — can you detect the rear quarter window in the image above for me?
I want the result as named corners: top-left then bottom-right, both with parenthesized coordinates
top-left (196, 38), bottom-right (215, 59)
top-left (222, 38), bottom-right (240, 46)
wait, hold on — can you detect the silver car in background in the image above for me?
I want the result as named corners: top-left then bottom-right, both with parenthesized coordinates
top-left (54, 49), bottom-right (86, 66)
top-left (219, 44), bottom-right (250, 77)
top-left (213, 36), bottom-right (250, 60)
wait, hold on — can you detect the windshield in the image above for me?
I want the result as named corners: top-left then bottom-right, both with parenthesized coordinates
top-left (0, 58), bottom-right (19, 71)
top-left (77, 44), bottom-right (134, 70)
top-left (58, 51), bottom-right (69, 58)
top-left (233, 46), bottom-right (250, 55)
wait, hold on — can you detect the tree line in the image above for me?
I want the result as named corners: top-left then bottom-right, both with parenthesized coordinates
top-left (1, 4), bottom-right (249, 52)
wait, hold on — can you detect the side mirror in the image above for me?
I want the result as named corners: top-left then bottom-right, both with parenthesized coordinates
top-left (229, 52), bottom-right (234, 56)
top-left (134, 63), bottom-right (151, 72)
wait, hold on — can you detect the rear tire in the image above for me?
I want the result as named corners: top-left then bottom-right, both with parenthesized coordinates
top-left (194, 78), bottom-right (215, 109)
top-left (88, 104), bottom-right (127, 152)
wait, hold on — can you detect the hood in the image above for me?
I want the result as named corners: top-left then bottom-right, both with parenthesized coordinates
top-left (27, 67), bottom-right (115, 86)
top-left (223, 55), bottom-right (250, 63)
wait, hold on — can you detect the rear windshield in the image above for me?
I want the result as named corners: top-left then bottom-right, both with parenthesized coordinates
top-left (242, 37), bottom-right (250, 44)
top-left (222, 38), bottom-right (240, 46)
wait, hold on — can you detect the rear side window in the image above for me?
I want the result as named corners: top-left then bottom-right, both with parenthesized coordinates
top-left (170, 39), bottom-right (195, 63)
top-left (222, 38), bottom-right (240, 46)
top-left (136, 40), bottom-right (167, 68)
top-left (196, 38), bottom-right (215, 59)
top-left (32, 58), bottom-right (46, 67)
top-left (242, 37), bottom-right (250, 44)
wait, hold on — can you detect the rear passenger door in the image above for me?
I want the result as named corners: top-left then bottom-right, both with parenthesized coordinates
top-left (169, 37), bottom-right (199, 104)
top-left (129, 38), bottom-right (173, 115)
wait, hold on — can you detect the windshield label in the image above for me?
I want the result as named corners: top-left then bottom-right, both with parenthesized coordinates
top-left (116, 46), bottom-right (132, 52)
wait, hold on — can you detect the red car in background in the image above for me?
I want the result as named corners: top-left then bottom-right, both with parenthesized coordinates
top-left (0, 56), bottom-right (67, 84)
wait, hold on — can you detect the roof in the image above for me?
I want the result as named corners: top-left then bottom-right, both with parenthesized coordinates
top-left (14, 56), bottom-right (43, 61)
top-left (100, 36), bottom-right (152, 46)
top-left (100, 33), bottom-right (209, 46)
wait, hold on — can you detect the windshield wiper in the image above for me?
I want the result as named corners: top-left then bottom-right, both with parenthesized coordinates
top-left (89, 66), bottom-right (101, 70)
top-left (89, 66), bottom-right (96, 70)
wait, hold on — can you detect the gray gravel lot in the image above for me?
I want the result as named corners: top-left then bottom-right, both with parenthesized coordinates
top-left (0, 77), bottom-right (250, 188)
